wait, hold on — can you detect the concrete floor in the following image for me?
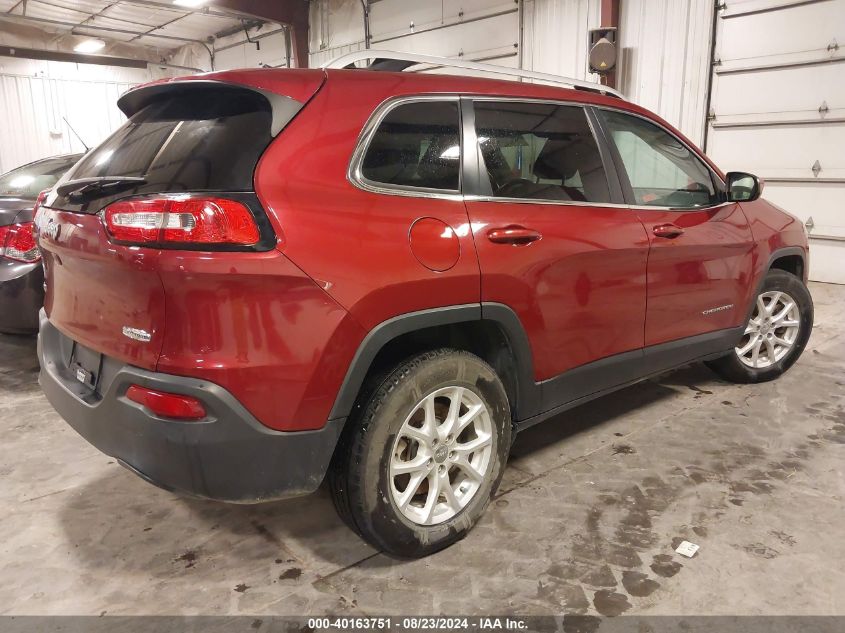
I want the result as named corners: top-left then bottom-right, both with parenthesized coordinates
top-left (0, 282), bottom-right (843, 617)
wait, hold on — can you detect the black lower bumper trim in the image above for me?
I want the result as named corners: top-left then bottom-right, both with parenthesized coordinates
top-left (37, 311), bottom-right (344, 503)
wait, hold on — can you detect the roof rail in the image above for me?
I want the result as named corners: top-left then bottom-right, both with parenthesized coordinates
top-left (321, 49), bottom-right (624, 99)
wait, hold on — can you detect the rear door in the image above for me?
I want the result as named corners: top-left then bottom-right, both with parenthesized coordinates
top-left (595, 108), bottom-right (754, 348)
top-left (463, 99), bottom-right (649, 412)
top-left (37, 80), bottom-right (319, 370)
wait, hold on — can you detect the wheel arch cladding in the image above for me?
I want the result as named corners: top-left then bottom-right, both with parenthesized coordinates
top-left (328, 303), bottom-right (541, 424)
top-left (743, 246), bottom-right (808, 323)
top-left (769, 251), bottom-right (805, 283)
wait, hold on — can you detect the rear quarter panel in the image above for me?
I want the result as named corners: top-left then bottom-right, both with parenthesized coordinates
top-left (254, 72), bottom-right (482, 332)
top-left (155, 249), bottom-right (365, 431)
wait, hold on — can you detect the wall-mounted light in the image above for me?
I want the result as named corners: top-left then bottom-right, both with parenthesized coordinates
top-left (74, 39), bottom-right (106, 53)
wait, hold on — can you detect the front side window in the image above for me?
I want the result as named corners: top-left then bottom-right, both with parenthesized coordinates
top-left (360, 100), bottom-right (461, 192)
top-left (599, 110), bottom-right (720, 208)
top-left (474, 101), bottom-right (611, 203)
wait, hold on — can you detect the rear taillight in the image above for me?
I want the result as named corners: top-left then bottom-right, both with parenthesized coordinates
top-left (126, 385), bottom-right (207, 421)
top-left (103, 196), bottom-right (259, 246)
top-left (0, 221), bottom-right (40, 263)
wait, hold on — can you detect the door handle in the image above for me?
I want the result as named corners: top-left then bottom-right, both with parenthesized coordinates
top-left (653, 223), bottom-right (685, 239)
top-left (487, 226), bottom-right (542, 245)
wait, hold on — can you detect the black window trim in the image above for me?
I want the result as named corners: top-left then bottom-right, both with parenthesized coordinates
top-left (591, 105), bottom-right (729, 211)
top-left (347, 94), bottom-right (465, 200)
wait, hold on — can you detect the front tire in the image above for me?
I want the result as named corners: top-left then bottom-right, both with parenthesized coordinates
top-left (706, 269), bottom-right (812, 383)
top-left (329, 349), bottom-right (511, 558)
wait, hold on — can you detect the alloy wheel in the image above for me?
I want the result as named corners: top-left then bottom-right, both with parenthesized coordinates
top-left (389, 386), bottom-right (494, 526)
top-left (735, 290), bottom-right (801, 368)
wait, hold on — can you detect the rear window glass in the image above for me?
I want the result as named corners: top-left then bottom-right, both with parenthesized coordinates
top-left (361, 100), bottom-right (461, 192)
top-left (69, 90), bottom-right (273, 192)
top-left (0, 155), bottom-right (80, 199)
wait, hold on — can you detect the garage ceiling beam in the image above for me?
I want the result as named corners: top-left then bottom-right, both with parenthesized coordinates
top-left (0, 13), bottom-right (181, 42)
top-left (125, 10), bottom-right (190, 44)
top-left (113, 0), bottom-right (251, 21)
top-left (0, 43), bottom-right (148, 67)
top-left (5, 1), bottom-right (25, 14)
top-left (6, 0), bottom-right (243, 21)
top-left (0, 13), bottom-right (207, 46)
top-left (1, 0), bottom-right (302, 69)
top-left (68, 1), bottom-right (161, 31)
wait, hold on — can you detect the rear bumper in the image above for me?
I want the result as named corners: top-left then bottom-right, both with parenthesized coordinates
top-left (0, 260), bottom-right (43, 334)
top-left (37, 312), bottom-right (344, 502)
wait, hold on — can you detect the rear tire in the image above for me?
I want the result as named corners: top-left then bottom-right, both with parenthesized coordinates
top-left (706, 269), bottom-right (812, 383)
top-left (329, 348), bottom-right (511, 558)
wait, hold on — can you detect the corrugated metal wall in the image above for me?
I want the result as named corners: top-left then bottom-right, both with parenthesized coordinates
top-left (309, 0), bottom-right (714, 144)
top-left (523, 0), bottom-right (601, 79)
top-left (617, 0), bottom-right (714, 145)
top-left (0, 58), bottom-right (165, 173)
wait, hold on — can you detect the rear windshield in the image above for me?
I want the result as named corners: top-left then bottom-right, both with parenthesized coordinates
top-left (0, 155), bottom-right (80, 199)
top-left (68, 89), bottom-right (273, 193)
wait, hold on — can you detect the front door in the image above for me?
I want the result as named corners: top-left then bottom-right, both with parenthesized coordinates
top-left (462, 99), bottom-right (650, 410)
top-left (596, 108), bottom-right (755, 348)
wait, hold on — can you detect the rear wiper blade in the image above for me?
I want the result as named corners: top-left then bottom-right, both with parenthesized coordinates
top-left (56, 176), bottom-right (146, 200)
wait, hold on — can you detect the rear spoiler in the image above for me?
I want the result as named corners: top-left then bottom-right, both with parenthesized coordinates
top-left (117, 79), bottom-right (303, 137)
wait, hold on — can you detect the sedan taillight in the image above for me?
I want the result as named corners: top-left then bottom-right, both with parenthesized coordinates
top-left (103, 196), bottom-right (260, 246)
top-left (0, 221), bottom-right (40, 263)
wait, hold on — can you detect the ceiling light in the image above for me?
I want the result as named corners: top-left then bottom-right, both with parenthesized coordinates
top-left (74, 39), bottom-right (106, 53)
top-left (173, 0), bottom-right (208, 7)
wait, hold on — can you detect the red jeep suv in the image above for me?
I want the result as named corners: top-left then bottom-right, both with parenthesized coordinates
top-left (36, 53), bottom-right (812, 557)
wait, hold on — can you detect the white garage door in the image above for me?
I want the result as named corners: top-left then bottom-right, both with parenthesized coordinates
top-left (706, 0), bottom-right (845, 283)
top-left (309, 0), bottom-right (520, 69)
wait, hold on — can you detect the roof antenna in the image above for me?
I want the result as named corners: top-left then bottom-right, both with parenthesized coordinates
top-left (63, 116), bottom-right (89, 152)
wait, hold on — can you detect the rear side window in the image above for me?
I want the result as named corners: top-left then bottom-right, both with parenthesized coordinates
top-left (360, 100), bottom-right (461, 192)
top-left (599, 110), bottom-right (719, 208)
top-left (474, 101), bottom-right (611, 203)
top-left (69, 90), bottom-right (273, 192)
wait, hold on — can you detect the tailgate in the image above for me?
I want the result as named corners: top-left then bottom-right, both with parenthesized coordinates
top-left (38, 209), bottom-right (165, 370)
top-left (36, 71), bottom-right (325, 371)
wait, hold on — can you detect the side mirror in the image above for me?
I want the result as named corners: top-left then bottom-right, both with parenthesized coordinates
top-left (726, 171), bottom-right (764, 202)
